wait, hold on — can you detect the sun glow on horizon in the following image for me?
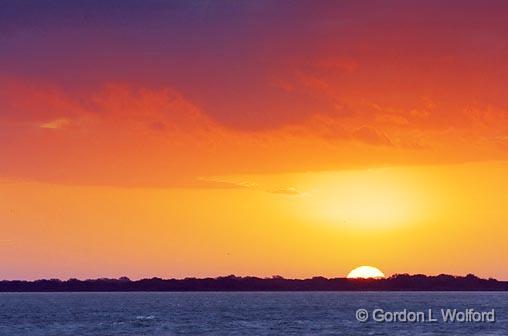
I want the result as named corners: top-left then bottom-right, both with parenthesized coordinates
top-left (299, 169), bottom-right (431, 229)
top-left (347, 266), bottom-right (385, 279)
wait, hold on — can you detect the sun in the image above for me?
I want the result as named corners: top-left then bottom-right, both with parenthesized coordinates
top-left (347, 266), bottom-right (385, 279)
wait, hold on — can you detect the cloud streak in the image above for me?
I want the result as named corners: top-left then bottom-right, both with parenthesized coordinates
top-left (40, 118), bottom-right (71, 129)
top-left (268, 187), bottom-right (309, 197)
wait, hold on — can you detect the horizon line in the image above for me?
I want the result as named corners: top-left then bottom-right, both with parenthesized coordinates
top-left (2, 273), bottom-right (506, 283)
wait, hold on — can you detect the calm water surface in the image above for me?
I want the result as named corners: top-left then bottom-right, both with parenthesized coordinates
top-left (0, 292), bottom-right (506, 335)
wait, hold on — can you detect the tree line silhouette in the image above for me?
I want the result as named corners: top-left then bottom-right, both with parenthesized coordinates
top-left (1, 273), bottom-right (506, 291)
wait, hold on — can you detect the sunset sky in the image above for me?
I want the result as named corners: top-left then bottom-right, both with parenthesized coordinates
top-left (1, 1), bottom-right (508, 280)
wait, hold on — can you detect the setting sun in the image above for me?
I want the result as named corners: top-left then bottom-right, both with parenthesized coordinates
top-left (347, 266), bottom-right (386, 279)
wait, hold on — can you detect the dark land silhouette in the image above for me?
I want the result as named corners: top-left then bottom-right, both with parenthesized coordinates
top-left (1, 274), bottom-right (507, 291)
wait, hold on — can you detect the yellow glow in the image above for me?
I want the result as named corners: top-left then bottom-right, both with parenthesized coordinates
top-left (2, 162), bottom-right (508, 280)
top-left (347, 266), bottom-right (385, 279)
top-left (299, 169), bottom-right (430, 229)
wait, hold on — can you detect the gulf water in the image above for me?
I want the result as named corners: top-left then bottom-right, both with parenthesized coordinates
top-left (0, 292), bottom-right (506, 335)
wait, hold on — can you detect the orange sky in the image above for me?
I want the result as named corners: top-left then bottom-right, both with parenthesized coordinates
top-left (1, 1), bottom-right (507, 280)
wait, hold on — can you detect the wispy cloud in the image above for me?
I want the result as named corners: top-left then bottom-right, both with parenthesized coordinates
top-left (40, 118), bottom-right (71, 129)
top-left (197, 177), bottom-right (259, 189)
top-left (198, 177), bottom-right (310, 197)
top-left (268, 187), bottom-right (310, 197)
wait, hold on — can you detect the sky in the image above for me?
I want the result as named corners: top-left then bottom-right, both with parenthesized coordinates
top-left (1, 0), bottom-right (508, 280)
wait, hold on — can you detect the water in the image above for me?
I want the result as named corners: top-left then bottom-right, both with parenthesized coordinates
top-left (0, 292), bottom-right (506, 335)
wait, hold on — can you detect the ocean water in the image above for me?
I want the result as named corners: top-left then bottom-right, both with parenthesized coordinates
top-left (0, 292), bottom-right (506, 335)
